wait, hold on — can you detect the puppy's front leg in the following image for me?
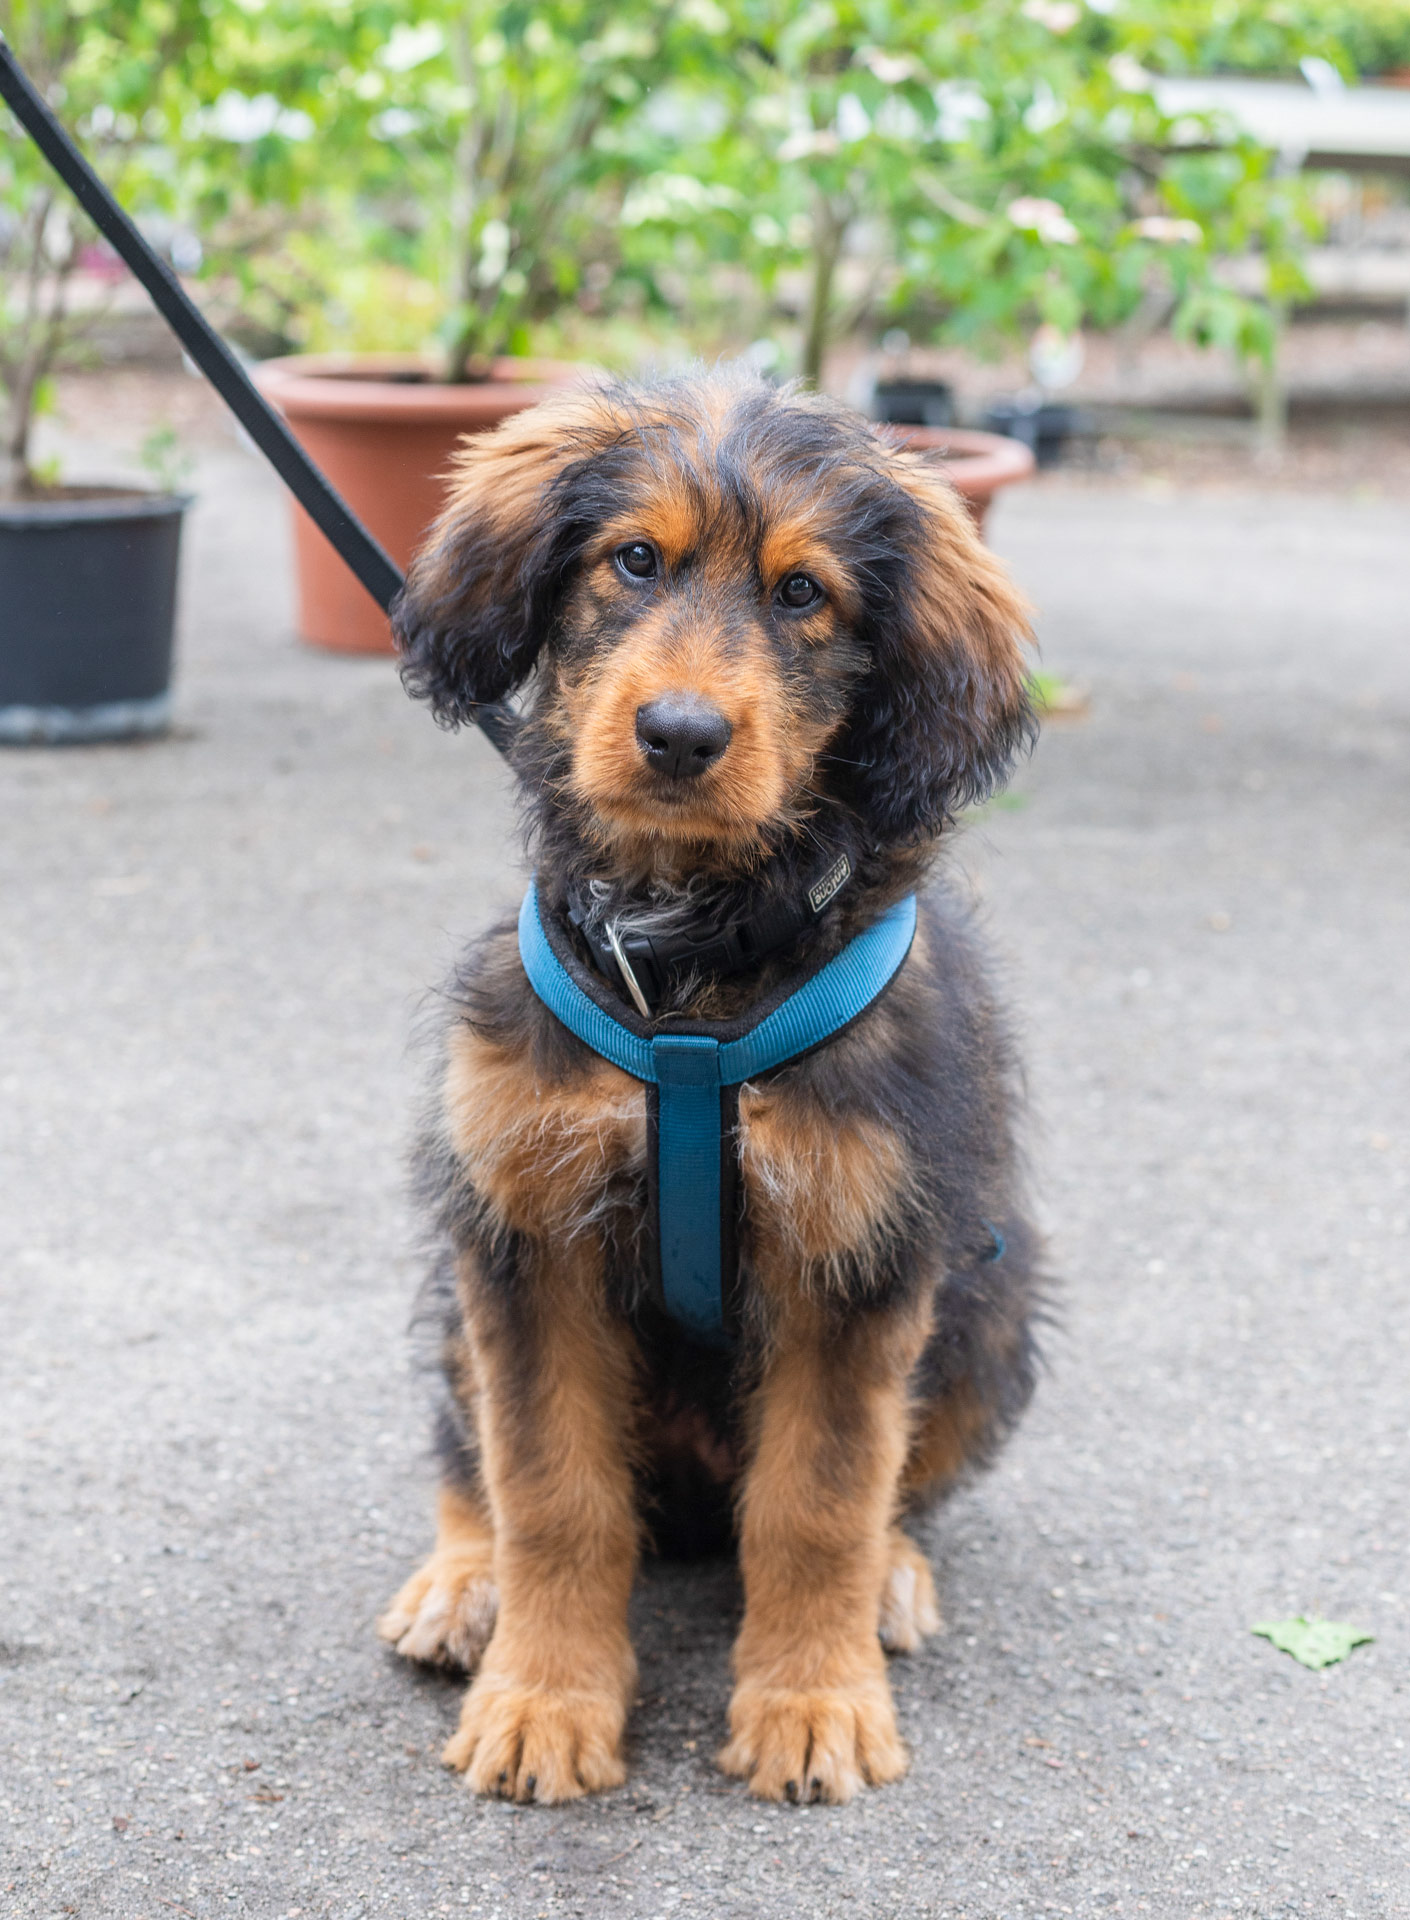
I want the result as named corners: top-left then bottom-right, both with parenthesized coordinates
top-left (721, 1292), bottom-right (931, 1804)
top-left (443, 1241), bottom-right (639, 1804)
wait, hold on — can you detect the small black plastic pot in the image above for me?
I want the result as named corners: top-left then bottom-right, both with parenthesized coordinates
top-left (0, 489), bottom-right (190, 744)
top-left (872, 377), bottom-right (956, 429)
top-left (981, 399), bottom-right (1092, 469)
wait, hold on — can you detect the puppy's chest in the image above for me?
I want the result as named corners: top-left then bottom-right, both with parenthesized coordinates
top-left (442, 1026), bottom-right (907, 1259)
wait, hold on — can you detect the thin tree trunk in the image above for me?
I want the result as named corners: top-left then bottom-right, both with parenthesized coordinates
top-left (2, 204), bottom-right (51, 498)
top-left (3, 229), bottom-right (83, 497)
top-left (2, 364), bottom-right (39, 496)
top-left (1253, 309), bottom-right (1287, 467)
top-left (801, 191), bottom-right (847, 390)
top-left (446, 15), bottom-right (485, 381)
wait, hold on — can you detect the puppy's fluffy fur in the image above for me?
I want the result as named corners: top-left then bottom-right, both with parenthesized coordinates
top-left (378, 368), bottom-right (1045, 1806)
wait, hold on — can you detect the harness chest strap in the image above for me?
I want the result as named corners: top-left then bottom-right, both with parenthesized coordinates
top-left (517, 884), bottom-right (919, 1341)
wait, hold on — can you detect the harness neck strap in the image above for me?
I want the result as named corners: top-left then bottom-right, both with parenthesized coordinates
top-left (567, 849), bottom-right (855, 1016)
top-left (518, 884), bottom-right (918, 1340)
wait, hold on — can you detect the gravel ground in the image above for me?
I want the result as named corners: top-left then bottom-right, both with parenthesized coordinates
top-left (3, 402), bottom-right (1408, 1920)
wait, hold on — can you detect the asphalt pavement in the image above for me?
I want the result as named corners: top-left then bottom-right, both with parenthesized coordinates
top-left (3, 413), bottom-right (1408, 1920)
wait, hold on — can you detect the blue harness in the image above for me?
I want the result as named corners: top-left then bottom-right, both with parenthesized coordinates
top-left (517, 883), bottom-right (918, 1342)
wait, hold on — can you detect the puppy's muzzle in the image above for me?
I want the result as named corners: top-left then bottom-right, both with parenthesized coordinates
top-left (635, 694), bottom-right (732, 781)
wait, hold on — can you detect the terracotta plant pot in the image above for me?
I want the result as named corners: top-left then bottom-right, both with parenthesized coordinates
top-left (876, 424), bottom-right (1035, 533)
top-left (256, 360), bottom-right (1035, 656)
top-left (255, 353), bottom-right (583, 655)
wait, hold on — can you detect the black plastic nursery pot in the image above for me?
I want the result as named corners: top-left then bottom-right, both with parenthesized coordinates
top-left (981, 399), bottom-right (1093, 469)
top-left (0, 489), bottom-right (190, 744)
top-left (872, 377), bottom-right (956, 428)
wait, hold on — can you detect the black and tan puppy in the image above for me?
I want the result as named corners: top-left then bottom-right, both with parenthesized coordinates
top-left (377, 367), bottom-right (1044, 1805)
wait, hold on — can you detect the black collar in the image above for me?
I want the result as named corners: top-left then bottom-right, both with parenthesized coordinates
top-left (566, 850), bottom-right (855, 1016)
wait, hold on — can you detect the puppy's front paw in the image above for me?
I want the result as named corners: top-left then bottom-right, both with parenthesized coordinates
top-left (444, 1672), bottom-right (629, 1804)
top-left (878, 1529), bottom-right (942, 1654)
top-left (378, 1547), bottom-right (497, 1671)
top-left (718, 1678), bottom-right (908, 1804)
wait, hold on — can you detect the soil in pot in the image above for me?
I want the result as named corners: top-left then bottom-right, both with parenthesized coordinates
top-left (0, 487), bottom-right (190, 744)
top-left (255, 354), bottom-right (584, 656)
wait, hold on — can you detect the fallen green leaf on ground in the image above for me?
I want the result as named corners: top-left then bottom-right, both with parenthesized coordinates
top-left (1251, 1616), bottom-right (1373, 1669)
top-left (1027, 671), bottom-right (1090, 718)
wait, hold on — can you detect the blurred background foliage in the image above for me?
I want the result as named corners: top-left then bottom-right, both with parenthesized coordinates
top-left (1125, 0), bottom-right (1410, 75)
top-left (3, 0), bottom-right (1410, 481)
top-left (1, 0), bottom-right (220, 485)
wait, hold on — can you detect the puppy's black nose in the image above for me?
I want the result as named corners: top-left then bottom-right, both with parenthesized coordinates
top-left (635, 695), bottom-right (732, 780)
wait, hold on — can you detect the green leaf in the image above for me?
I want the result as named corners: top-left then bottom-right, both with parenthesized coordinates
top-left (1251, 1616), bottom-right (1373, 1670)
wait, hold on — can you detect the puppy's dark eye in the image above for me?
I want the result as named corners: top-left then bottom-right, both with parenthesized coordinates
top-left (777, 572), bottom-right (823, 610)
top-left (615, 542), bottom-right (659, 581)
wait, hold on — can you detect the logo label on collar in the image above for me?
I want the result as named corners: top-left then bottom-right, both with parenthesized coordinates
top-left (807, 853), bottom-right (852, 915)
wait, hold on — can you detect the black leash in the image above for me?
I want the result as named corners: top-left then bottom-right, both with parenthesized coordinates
top-left (0, 35), bottom-right (517, 757)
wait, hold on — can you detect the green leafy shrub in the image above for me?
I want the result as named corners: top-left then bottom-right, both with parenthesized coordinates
top-left (182, 1), bottom-right (733, 374)
top-left (5, 0), bottom-right (1376, 473)
top-left (1123, 0), bottom-right (1410, 79)
top-left (615, 0), bottom-right (1326, 384)
top-left (0, 0), bottom-right (219, 492)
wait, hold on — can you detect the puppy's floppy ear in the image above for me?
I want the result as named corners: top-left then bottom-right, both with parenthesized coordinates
top-left (392, 389), bottom-right (616, 725)
top-left (844, 452), bottom-right (1036, 840)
